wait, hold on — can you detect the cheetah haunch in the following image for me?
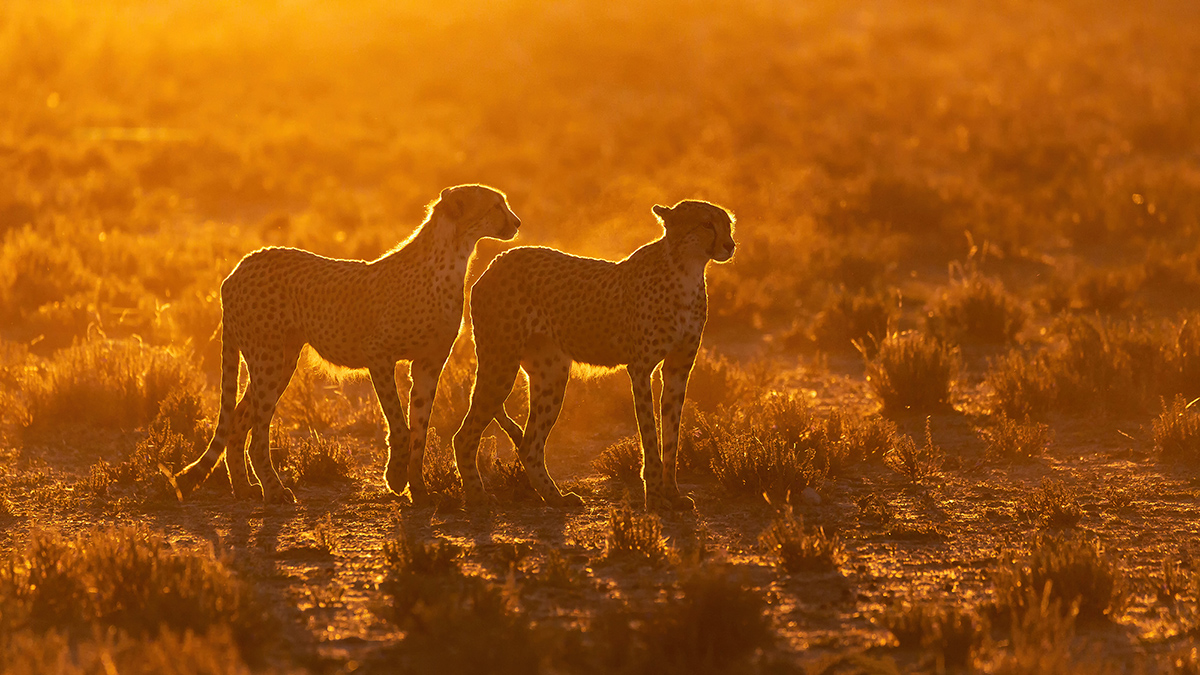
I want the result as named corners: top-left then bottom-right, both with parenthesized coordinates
top-left (453, 199), bottom-right (735, 510)
top-left (174, 185), bottom-right (521, 504)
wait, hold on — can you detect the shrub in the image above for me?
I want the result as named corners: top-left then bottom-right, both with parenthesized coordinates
top-left (927, 266), bottom-right (1026, 344)
top-left (1021, 479), bottom-right (1083, 529)
top-left (21, 337), bottom-right (202, 437)
top-left (991, 533), bottom-right (1127, 623)
top-left (760, 507), bottom-right (843, 574)
top-left (593, 437), bottom-right (643, 484)
top-left (883, 418), bottom-right (943, 483)
top-left (0, 527), bottom-right (274, 665)
top-left (639, 565), bottom-right (775, 673)
top-left (991, 585), bottom-right (1086, 675)
top-left (884, 599), bottom-right (986, 670)
top-left (3, 627), bottom-right (255, 675)
top-left (420, 429), bottom-right (464, 502)
top-left (986, 349), bottom-right (1056, 419)
top-left (380, 529), bottom-right (544, 674)
top-left (988, 314), bottom-right (1200, 418)
top-left (865, 331), bottom-right (959, 412)
top-left (601, 506), bottom-right (671, 567)
top-left (1155, 395), bottom-right (1200, 460)
top-left (712, 434), bottom-right (826, 505)
top-left (978, 413), bottom-right (1051, 462)
top-left (283, 433), bottom-right (354, 486)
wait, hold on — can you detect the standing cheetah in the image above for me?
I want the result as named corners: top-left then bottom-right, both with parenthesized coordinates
top-left (174, 185), bottom-right (521, 504)
top-left (453, 199), bottom-right (735, 510)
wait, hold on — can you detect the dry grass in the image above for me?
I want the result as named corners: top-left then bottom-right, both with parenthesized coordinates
top-left (991, 533), bottom-right (1127, 624)
top-left (601, 506), bottom-right (671, 567)
top-left (865, 331), bottom-right (959, 413)
top-left (760, 507), bottom-right (843, 574)
top-left (0, 527), bottom-right (274, 667)
top-left (978, 413), bottom-right (1052, 462)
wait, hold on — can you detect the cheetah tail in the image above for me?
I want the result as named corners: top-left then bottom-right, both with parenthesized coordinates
top-left (174, 328), bottom-right (240, 498)
top-left (495, 413), bottom-right (524, 448)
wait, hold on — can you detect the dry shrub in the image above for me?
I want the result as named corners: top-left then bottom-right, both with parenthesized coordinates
top-left (380, 528), bottom-right (545, 674)
top-left (283, 433), bottom-right (354, 486)
top-left (884, 599), bottom-right (986, 671)
top-left (693, 393), bottom-right (896, 492)
top-left (991, 586), bottom-right (1089, 675)
top-left (991, 533), bottom-right (1126, 624)
top-left (712, 435), bottom-right (825, 505)
top-left (865, 331), bottom-right (959, 413)
top-left (3, 627), bottom-right (255, 675)
top-left (0, 527), bottom-right (274, 666)
top-left (1155, 395), bottom-right (1200, 461)
top-left (760, 507), bottom-right (843, 574)
top-left (977, 413), bottom-right (1051, 462)
top-left (988, 313), bottom-right (1200, 418)
top-left (883, 418), bottom-right (943, 484)
top-left (637, 565), bottom-right (774, 674)
top-left (601, 506), bottom-right (671, 567)
top-left (1020, 479), bottom-right (1083, 529)
top-left (927, 264), bottom-right (1027, 344)
top-left (593, 436), bottom-right (643, 484)
top-left (21, 337), bottom-right (202, 438)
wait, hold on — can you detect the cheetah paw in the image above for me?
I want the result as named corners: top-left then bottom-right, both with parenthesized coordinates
top-left (384, 465), bottom-right (409, 496)
top-left (647, 491), bottom-right (694, 512)
top-left (263, 485), bottom-right (296, 505)
top-left (232, 481), bottom-right (263, 501)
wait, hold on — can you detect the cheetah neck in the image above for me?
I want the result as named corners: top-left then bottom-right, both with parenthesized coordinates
top-left (377, 216), bottom-right (473, 286)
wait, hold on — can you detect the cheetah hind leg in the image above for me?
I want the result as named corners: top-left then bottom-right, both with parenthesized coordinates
top-left (226, 392), bottom-right (261, 501)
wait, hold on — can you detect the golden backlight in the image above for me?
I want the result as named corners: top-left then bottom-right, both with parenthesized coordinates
top-left (2, 0), bottom-right (1200, 671)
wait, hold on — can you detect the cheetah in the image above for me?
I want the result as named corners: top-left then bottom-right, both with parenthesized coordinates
top-left (174, 185), bottom-right (522, 504)
top-left (453, 199), bottom-right (735, 510)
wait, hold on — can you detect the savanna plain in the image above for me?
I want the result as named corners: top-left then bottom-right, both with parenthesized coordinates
top-left (3, 0), bottom-right (1200, 672)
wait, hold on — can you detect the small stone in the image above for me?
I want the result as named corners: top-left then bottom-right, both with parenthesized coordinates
top-left (801, 487), bottom-right (821, 505)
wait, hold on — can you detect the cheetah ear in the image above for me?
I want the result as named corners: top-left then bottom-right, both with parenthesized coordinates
top-left (652, 204), bottom-right (672, 221)
top-left (439, 188), bottom-right (464, 220)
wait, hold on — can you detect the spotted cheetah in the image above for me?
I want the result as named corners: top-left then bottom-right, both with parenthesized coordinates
top-left (453, 199), bottom-right (735, 510)
top-left (174, 185), bottom-right (521, 504)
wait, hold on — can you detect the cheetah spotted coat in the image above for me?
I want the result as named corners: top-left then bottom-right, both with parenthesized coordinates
top-left (174, 185), bottom-right (520, 504)
top-left (453, 200), bottom-right (735, 510)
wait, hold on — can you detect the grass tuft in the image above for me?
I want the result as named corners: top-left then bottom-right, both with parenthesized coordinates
top-left (978, 413), bottom-right (1051, 462)
top-left (1154, 394), bottom-right (1200, 460)
top-left (991, 533), bottom-right (1126, 624)
top-left (601, 506), bottom-right (671, 567)
top-left (883, 418), bottom-right (943, 483)
top-left (864, 331), bottom-right (959, 412)
top-left (884, 598), bottom-right (986, 670)
top-left (0, 527), bottom-right (274, 666)
top-left (1021, 479), bottom-right (1083, 529)
top-left (760, 507), bottom-right (843, 574)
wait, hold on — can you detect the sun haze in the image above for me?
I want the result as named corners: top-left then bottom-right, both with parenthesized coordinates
top-left (2, 0), bottom-right (1200, 671)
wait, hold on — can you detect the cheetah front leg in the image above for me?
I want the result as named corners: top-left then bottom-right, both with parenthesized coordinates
top-left (629, 362), bottom-right (671, 510)
top-left (660, 348), bottom-right (698, 510)
top-left (518, 352), bottom-right (582, 507)
top-left (370, 364), bottom-right (411, 497)
top-left (404, 356), bottom-right (444, 506)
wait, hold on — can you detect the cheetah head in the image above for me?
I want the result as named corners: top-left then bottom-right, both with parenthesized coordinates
top-left (434, 184), bottom-right (521, 243)
top-left (653, 200), bottom-right (736, 263)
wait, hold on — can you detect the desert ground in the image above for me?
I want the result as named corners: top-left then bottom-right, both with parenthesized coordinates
top-left (3, 0), bottom-right (1200, 673)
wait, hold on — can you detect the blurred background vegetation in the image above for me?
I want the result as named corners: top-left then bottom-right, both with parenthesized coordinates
top-left (1, 0), bottom-right (1198, 423)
